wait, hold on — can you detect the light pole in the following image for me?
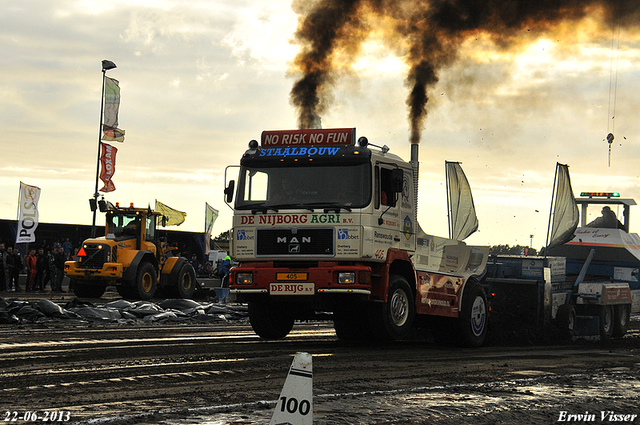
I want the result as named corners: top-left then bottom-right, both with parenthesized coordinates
top-left (91, 60), bottom-right (117, 237)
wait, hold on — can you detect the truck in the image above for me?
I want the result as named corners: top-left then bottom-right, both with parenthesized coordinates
top-left (64, 203), bottom-right (198, 300)
top-left (224, 128), bottom-right (490, 346)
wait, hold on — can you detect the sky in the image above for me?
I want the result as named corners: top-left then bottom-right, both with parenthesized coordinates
top-left (1, 0), bottom-right (640, 249)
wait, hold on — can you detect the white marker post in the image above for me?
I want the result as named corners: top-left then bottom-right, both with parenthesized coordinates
top-left (270, 352), bottom-right (313, 425)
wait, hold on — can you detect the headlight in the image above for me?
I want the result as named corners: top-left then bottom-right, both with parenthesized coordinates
top-left (338, 272), bottom-right (356, 284)
top-left (236, 272), bottom-right (253, 285)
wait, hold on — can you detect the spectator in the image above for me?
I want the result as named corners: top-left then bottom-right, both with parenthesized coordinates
top-left (6, 246), bottom-right (16, 291)
top-left (219, 253), bottom-right (232, 288)
top-left (0, 243), bottom-right (6, 292)
top-left (12, 247), bottom-right (22, 292)
top-left (52, 246), bottom-right (65, 292)
top-left (36, 248), bottom-right (48, 291)
top-left (62, 238), bottom-right (72, 261)
top-left (189, 254), bottom-right (201, 276)
top-left (26, 249), bottom-right (37, 291)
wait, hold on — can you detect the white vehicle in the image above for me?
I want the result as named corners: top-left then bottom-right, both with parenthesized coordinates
top-left (225, 128), bottom-right (489, 346)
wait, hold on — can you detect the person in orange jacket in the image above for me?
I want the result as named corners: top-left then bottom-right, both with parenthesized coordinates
top-left (26, 249), bottom-right (37, 291)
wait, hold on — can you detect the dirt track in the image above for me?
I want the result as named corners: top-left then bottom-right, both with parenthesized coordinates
top-left (1, 297), bottom-right (640, 425)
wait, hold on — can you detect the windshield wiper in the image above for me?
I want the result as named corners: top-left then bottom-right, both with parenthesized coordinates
top-left (271, 203), bottom-right (315, 212)
top-left (303, 202), bottom-right (352, 213)
top-left (242, 203), bottom-right (279, 214)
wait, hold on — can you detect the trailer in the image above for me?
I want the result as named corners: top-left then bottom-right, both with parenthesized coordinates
top-left (485, 188), bottom-right (639, 343)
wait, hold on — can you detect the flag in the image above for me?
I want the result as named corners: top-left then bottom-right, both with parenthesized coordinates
top-left (445, 161), bottom-right (479, 241)
top-left (16, 182), bottom-right (42, 244)
top-left (102, 76), bottom-right (125, 142)
top-left (99, 143), bottom-right (117, 192)
top-left (547, 163), bottom-right (579, 250)
top-left (155, 200), bottom-right (187, 227)
top-left (204, 202), bottom-right (219, 254)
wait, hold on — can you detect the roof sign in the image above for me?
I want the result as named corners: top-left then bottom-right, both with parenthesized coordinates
top-left (261, 128), bottom-right (356, 147)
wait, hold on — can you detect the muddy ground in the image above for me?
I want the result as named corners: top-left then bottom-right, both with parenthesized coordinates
top-left (1, 289), bottom-right (639, 424)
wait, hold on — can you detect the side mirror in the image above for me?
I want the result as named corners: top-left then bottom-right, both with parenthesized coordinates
top-left (224, 180), bottom-right (235, 203)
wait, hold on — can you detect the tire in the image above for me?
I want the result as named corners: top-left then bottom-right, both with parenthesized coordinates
top-left (333, 304), bottom-right (371, 342)
top-left (430, 317), bottom-right (457, 346)
top-left (174, 264), bottom-right (197, 299)
top-left (612, 304), bottom-right (630, 339)
top-left (599, 305), bottom-right (614, 341)
top-left (248, 301), bottom-right (295, 339)
top-left (371, 275), bottom-right (415, 341)
top-left (457, 282), bottom-right (488, 347)
top-left (73, 282), bottom-right (106, 298)
top-left (116, 285), bottom-right (135, 299)
top-left (555, 304), bottom-right (576, 341)
top-left (135, 262), bottom-right (157, 301)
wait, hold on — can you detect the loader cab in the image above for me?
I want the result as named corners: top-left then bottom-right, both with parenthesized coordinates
top-left (106, 209), bottom-right (158, 248)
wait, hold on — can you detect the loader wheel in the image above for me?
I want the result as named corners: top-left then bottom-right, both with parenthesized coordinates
top-left (599, 305), bottom-right (614, 341)
top-left (175, 264), bottom-right (197, 299)
top-left (370, 275), bottom-right (415, 341)
top-left (457, 282), bottom-right (488, 347)
top-left (555, 304), bottom-right (576, 341)
top-left (73, 283), bottom-right (106, 299)
top-left (612, 304), bottom-right (630, 339)
top-left (248, 301), bottom-right (294, 340)
top-left (135, 262), bottom-right (157, 301)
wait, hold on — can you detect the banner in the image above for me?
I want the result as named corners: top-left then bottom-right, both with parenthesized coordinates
top-left (16, 182), bottom-right (42, 244)
top-left (102, 76), bottom-right (125, 142)
top-left (155, 200), bottom-right (187, 227)
top-left (99, 142), bottom-right (117, 192)
top-left (204, 202), bottom-right (219, 254)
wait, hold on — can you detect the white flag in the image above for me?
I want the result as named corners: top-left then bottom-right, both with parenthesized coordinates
top-left (16, 182), bottom-right (42, 244)
top-left (204, 202), bottom-right (219, 255)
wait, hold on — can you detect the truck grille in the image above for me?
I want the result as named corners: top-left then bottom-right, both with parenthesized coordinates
top-left (257, 228), bottom-right (334, 256)
top-left (78, 244), bottom-right (109, 269)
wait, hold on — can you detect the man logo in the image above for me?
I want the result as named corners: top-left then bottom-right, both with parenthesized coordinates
top-left (289, 244), bottom-right (301, 253)
top-left (237, 229), bottom-right (246, 240)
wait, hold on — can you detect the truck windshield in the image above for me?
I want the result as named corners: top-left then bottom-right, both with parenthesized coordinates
top-left (235, 164), bottom-right (371, 210)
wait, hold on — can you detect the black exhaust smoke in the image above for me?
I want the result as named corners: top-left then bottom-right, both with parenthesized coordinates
top-left (289, 0), bottom-right (640, 142)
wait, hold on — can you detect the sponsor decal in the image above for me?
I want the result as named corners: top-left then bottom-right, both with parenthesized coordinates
top-left (403, 215), bottom-right (413, 240)
top-left (259, 146), bottom-right (341, 158)
top-left (245, 214), bottom-right (341, 226)
top-left (337, 229), bottom-right (359, 240)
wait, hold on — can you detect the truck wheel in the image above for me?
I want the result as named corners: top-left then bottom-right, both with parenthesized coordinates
top-left (599, 305), bottom-right (614, 341)
top-left (73, 283), bottom-right (106, 298)
top-left (372, 275), bottom-right (415, 341)
top-left (175, 264), bottom-right (197, 299)
top-left (457, 282), bottom-right (488, 347)
top-left (135, 262), bottom-right (157, 301)
top-left (555, 304), bottom-right (576, 341)
top-left (612, 304), bottom-right (630, 339)
top-left (248, 301), bottom-right (294, 339)
top-left (333, 304), bottom-right (372, 342)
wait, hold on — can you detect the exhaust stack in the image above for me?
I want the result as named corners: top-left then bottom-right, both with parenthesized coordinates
top-left (411, 144), bottom-right (419, 222)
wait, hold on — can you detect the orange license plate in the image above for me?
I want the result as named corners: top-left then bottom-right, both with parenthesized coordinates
top-left (276, 272), bottom-right (308, 281)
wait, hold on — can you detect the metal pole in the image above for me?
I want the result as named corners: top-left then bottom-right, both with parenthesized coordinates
top-left (91, 68), bottom-right (106, 238)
